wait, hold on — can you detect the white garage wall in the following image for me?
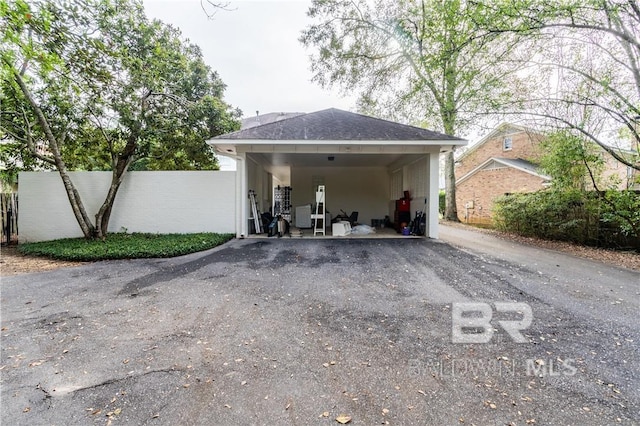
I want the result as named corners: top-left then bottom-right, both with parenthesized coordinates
top-left (19, 171), bottom-right (236, 242)
top-left (291, 166), bottom-right (390, 226)
top-left (246, 155), bottom-right (272, 214)
top-left (407, 157), bottom-right (428, 199)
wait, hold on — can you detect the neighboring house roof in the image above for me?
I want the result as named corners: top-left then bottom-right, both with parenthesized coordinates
top-left (456, 122), bottom-right (541, 162)
top-left (457, 157), bottom-right (550, 185)
top-left (241, 112), bottom-right (305, 130)
top-left (215, 108), bottom-right (464, 141)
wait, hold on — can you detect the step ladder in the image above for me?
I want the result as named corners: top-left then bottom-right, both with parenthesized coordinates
top-left (313, 185), bottom-right (325, 236)
top-left (248, 190), bottom-right (262, 234)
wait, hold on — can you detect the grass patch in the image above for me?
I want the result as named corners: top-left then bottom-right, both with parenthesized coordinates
top-left (19, 233), bottom-right (235, 261)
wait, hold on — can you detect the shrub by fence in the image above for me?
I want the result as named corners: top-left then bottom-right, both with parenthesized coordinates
top-left (493, 189), bottom-right (640, 250)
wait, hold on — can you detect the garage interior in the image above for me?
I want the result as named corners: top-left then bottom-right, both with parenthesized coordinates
top-left (240, 148), bottom-right (440, 238)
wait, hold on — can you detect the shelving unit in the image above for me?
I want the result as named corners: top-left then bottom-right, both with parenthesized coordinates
top-left (273, 185), bottom-right (292, 222)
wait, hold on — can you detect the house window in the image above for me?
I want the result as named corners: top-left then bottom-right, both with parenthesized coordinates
top-left (503, 137), bottom-right (513, 151)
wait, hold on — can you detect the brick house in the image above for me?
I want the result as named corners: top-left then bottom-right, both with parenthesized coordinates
top-left (454, 124), bottom-right (549, 224)
top-left (454, 123), bottom-right (639, 224)
top-left (601, 149), bottom-right (640, 190)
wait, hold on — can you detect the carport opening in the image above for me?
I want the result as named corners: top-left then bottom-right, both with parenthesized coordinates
top-left (245, 153), bottom-right (431, 238)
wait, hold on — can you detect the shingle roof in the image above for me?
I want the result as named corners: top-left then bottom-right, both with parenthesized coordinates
top-left (215, 108), bottom-right (463, 141)
top-left (241, 112), bottom-right (305, 130)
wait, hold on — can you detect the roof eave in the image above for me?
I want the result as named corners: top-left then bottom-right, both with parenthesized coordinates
top-left (207, 138), bottom-right (467, 146)
top-left (457, 157), bottom-right (549, 184)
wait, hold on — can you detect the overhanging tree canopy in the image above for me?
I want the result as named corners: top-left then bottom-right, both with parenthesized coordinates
top-left (301, 0), bottom-right (530, 221)
top-left (479, 0), bottom-right (640, 171)
top-left (1, 0), bottom-right (240, 238)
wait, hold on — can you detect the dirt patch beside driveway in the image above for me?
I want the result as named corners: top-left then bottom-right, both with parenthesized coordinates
top-left (1, 246), bottom-right (86, 276)
top-left (2, 239), bottom-right (638, 425)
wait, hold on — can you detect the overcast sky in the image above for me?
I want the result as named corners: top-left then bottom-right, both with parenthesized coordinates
top-left (142, 0), bottom-right (356, 119)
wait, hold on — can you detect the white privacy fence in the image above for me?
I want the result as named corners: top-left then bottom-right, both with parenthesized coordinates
top-left (19, 171), bottom-right (236, 242)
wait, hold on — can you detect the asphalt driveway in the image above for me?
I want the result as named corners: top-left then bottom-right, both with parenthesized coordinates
top-left (1, 237), bottom-right (638, 425)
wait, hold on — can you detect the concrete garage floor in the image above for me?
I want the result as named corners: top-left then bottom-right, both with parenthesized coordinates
top-left (249, 226), bottom-right (419, 239)
top-left (1, 237), bottom-right (638, 425)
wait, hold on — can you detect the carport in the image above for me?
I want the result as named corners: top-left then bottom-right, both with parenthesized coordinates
top-left (209, 108), bottom-right (466, 238)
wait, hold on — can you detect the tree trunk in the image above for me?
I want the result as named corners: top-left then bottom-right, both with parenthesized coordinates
top-left (94, 165), bottom-right (131, 238)
top-left (444, 150), bottom-right (459, 222)
top-left (58, 170), bottom-right (96, 238)
top-left (11, 69), bottom-right (96, 238)
top-left (94, 131), bottom-right (138, 238)
top-left (441, 85), bottom-right (460, 222)
top-left (94, 175), bottom-right (122, 239)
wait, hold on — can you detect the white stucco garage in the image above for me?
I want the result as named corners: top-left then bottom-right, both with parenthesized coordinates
top-left (210, 108), bottom-right (466, 239)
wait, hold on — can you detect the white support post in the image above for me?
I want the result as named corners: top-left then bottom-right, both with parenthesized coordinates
top-left (427, 153), bottom-right (440, 238)
top-left (236, 153), bottom-right (248, 238)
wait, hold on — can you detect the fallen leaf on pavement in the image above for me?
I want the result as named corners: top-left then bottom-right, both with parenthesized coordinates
top-left (336, 414), bottom-right (352, 424)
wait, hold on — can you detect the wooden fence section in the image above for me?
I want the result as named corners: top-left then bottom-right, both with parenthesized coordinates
top-left (1, 193), bottom-right (18, 245)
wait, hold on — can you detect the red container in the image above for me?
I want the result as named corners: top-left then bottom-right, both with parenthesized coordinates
top-left (396, 198), bottom-right (410, 212)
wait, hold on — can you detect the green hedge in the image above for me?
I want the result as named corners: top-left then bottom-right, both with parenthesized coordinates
top-left (493, 190), bottom-right (640, 249)
top-left (19, 232), bottom-right (235, 261)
